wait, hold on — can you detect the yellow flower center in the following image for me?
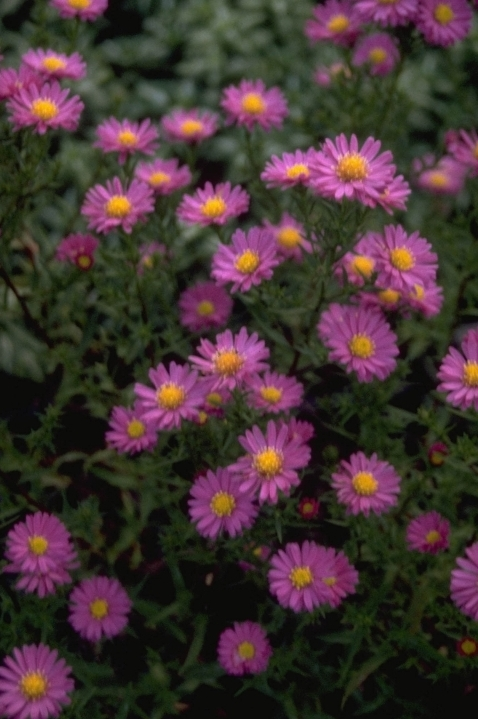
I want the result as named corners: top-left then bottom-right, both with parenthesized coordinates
top-left (197, 410), bottom-right (208, 424)
top-left (463, 361), bottom-right (478, 387)
top-left (301, 501), bottom-right (315, 514)
top-left (30, 98), bottom-right (59, 121)
top-left (352, 471), bottom-right (378, 496)
top-left (425, 529), bottom-right (441, 545)
top-left (142, 255), bottom-right (154, 269)
top-left (426, 171), bottom-right (448, 188)
top-left (237, 641), bottom-right (256, 659)
top-left (210, 491), bottom-right (236, 517)
top-left (206, 392), bottom-right (223, 407)
top-left (68, 0), bottom-right (91, 8)
top-left (241, 93), bottom-right (266, 115)
top-left (197, 300), bottom-right (215, 316)
top-left (473, 142), bottom-right (478, 160)
top-left (410, 284), bottom-right (424, 300)
top-left (117, 129), bottom-right (138, 147)
top-left (351, 255), bottom-right (374, 278)
top-left (20, 672), bottom-right (48, 701)
top-left (213, 349), bottom-right (244, 377)
top-left (461, 639), bottom-right (478, 656)
top-left (90, 598), bottom-right (109, 619)
top-left (181, 119), bottom-right (204, 136)
top-left (286, 163), bottom-right (310, 180)
top-left (289, 565), bottom-right (313, 589)
top-left (336, 153), bottom-right (368, 182)
top-left (369, 48), bottom-right (387, 64)
top-left (42, 56), bottom-right (67, 72)
top-left (254, 448), bottom-right (283, 478)
top-left (259, 386), bottom-right (283, 404)
top-left (390, 247), bottom-right (415, 271)
top-left (156, 383), bottom-right (186, 409)
top-left (235, 249), bottom-right (260, 274)
top-left (105, 195), bottom-right (132, 218)
top-left (200, 197), bottom-right (226, 218)
top-left (348, 334), bottom-right (375, 358)
top-left (28, 535), bottom-right (49, 555)
top-left (322, 576), bottom-right (337, 586)
top-left (127, 419), bottom-right (145, 439)
top-left (378, 0), bottom-right (398, 4)
top-left (76, 254), bottom-right (92, 270)
top-left (434, 3), bottom-right (455, 24)
top-left (149, 171), bottom-right (170, 187)
top-left (327, 14), bottom-right (350, 33)
top-left (277, 227), bottom-right (302, 249)
top-left (378, 288), bottom-right (400, 304)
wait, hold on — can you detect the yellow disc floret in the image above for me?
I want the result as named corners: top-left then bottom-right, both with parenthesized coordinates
top-left (105, 195), bottom-right (132, 218)
top-left (149, 171), bottom-right (170, 187)
top-left (157, 383), bottom-right (186, 409)
top-left (237, 641), bottom-right (256, 659)
top-left (117, 129), bottom-right (138, 147)
top-left (463, 361), bottom-right (478, 387)
top-left (181, 119), bottom-right (203, 136)
top-left (425, 530), bottom-right (441, 545)
top-left (30, 99), bottom-right (59, 121)
top-left (336, 153), bottom-right (368, 182)
top-left (201, 197), bottom-right (226, 219)
top-left (260, 386), bottom-right (283, 405)
top-left (197, 300), bottom-right (215, 316)
top-left (214, 349), bottom-right (244, 377)
top-left (369, 48), bottom-right (387, 65)
top-left (89, 598), bottom-right (109, 619)
top-left (42, 57), bottom-right (67, 72)
top-left (390, 247), bottom-right (415, 271)
top-left (20, 672), bottom-right (48, 701)
top-left (68, 0), bottom-right (91, 8)
top-left (235, 250), bottom-right (260, 274)
top-left (28, 535), bottom-right (49, 555)
top-left (348, 334), bottom-right (375, 359)
top-left (378, 288), bottom-right (400, 304)
top-left (254, 448), bottom-right (283, 478)
top-left (327, 14), bottom-right (350, 33)
top-left (127, 419), bottom-right (146, 439)
top-left (289, 565), bottom-right (313, 589)
top-left (351, 255), bottom-right (374, 278)
top-left (210, 491), bottom-right (236, 517)
top-left (241, 93), bottom-right (266, 115)
top-left (322, 576), bottom-right (337, 587)
top-left (286, 164), bottom-right (310, 180)
top-left (434, 3), bottom-right (455, 24)
top-left (352, 471), bottom-right (378, 496)
top-left (277, 227), bottom-right (302, 249)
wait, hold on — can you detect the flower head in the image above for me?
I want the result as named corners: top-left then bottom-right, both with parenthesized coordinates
top-left (305, 0), bottom-right (361, 46)
top-left (81, 177), bottom-right (155, 234)
top-left (211, 226), bottom-right (279, 293)
top-left (160, 108), bottom-right (218, 143)
top-left (137, 242), bottom-right (168, 274)
top-left (331, 451), bottom-right (401, 516)
top-left (245, 371), bottom-right (304, 414)
top-left (457, 637), bottom-right (478, 657)
top-left (6, 80), bottom-right (83, 134)
top-left (437, 329), bottom-right (478, 411)
top-left (55, 233), bottom-right (98, 270)
top-left (451, 542), bottom-right (478, 621)
top-left (415, 0), bottom-right (472, 46)
top-left (352, 33), bottom-right (400, 76)
top-left (405, 511), bottom-right (450, 554)
top-left (179, 281), bottom-right (233, 332)
top-left (428, 441), bottom-right (448, 466)
top-left (49, 0), bottom-right (108, 21)
top-left (446, 129), bottom-right (478, 177)
top-left (220, 79), bottom-right (288, 131)
top-left (21, 49), bottom-right (86, 80)
top-left (94, 117), bottom-right (159, 165)
top-left (261, 148), bottom-right (318, 189)
top-left (405, 280), bottom-right (444, 318)
top-left (217, 622), bottom-right (272, 675)
top-left (177, 181), bottom-right (249, 226)
top-left (416, 155), bottom-right (466, 195)
top-left (0, 67), bottom-right (42, 101)
top-left (135, 157), bottom-right (191, 195)
top-left (262, 214), bottom-right (312, 262)
top-left (334, 234), bottom-right (377, 287)
top-left (298, 497), bottom-right (320, 519)
top-left (105, 402), bottom-right (157, 454)
top-left (354, 0), bottom-right (418, 26)
top-left (0, 644), bottom-right (74, 719)
top-left (69, 576), bottom-right (132, 641)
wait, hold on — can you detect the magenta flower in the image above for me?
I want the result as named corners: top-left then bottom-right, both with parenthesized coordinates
top-left (0, 67), bottom-right (42, 101)
top-left (261, 148), bottom-right (318, 189)
top-left (376, 174), bottom-right (411, 214)
top-left (354, 0), bottom-right (418, 26)
top-left (211, 226), bottom-right (279, 293)
top-left (55, 233), bottom-right (98, 270)
top-left (161, 108), bottom-right (218, 143)
top-left (406, 511), bottom-right (450, 554)
top-left (437, 329), bottom-right (478, 411)
top-left (0, 644), bottom-right (74, 719)
top-left (188, 467), bottom-right (258, 539)
top-left (178, 281), bottom-right (233, 333)
top-left (94, 117), bottom-right (159, 165)
top-left (318, 303), bottom-right (399, 382)
top-left (177, 181), bottom-right (249, 226)
top-left (262, 214), bottom-right (312, 262)
top-left (245, 371), bottom-right (304, 414)
top-left (334, 234), bottom-right (377, 287)
top-left (352, 33), bottom-right (400, 76)
top-left (304, 0), bottom-right (361, 46)
top-left (3, 512), bottom-right (79, 597)
top-left (134, 361), bottom-right (207, 430)
top-left (415, 0), bottom-right (472, 46)
top-left (310, 134), bottom-right (397, 207)
top-left (331, 451), bottom-right (401, 516)
top-left (189, 327), bottom-right (270, 391)
top-left (416, 156), bottom-right (466, 195)
top-left (21, 49), bottom-right (86, 80)
top-left (69, 576), bottom-right (132, 642)
top-left (229, 419), bottom-right (311, 504)
top-left (217, 622), bottom-right (272, 675)
top-left (282, 417), bottom-right (315, 445)
top-left (369, 224), bottom-right (438, 293)
top-left (446, 129), bottom-right (478, 177)
top-left (6, 80), bottom-right (83, 134)
top-left (105, 403), bottom-right (157, 454)
top-left (451, 543), bottom-right (478, 621)
top-left (81, 177), bottom-right (155, 234)
top-left (135, 157), bottom-right (191, 195)
top-left (405, 281), bottom-right (444, 318)
top-left (49, 0), bottom-right (108, 21)
top-left (220, 79), bottom-right (288, 131)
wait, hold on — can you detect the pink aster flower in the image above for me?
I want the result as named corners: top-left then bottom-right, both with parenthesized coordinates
top-left (376, 174), bottom-right (411, 214)
top-left (260, 148), bottom-right (318, 189)
top-left (94, 117), bottom-right (159, 165)
top-left (6, 80), bottom-right (83, 134)
top-left (177, 181), bottom-right (249, 227)
top-left (137, 241), bottom-right (168, 274)
top-left (331, 451), bottom-right (401, 516)
top-left (305, 0), bottom-right (361, 47)
top-left (309, 134), bottom-right (396, 207)
top-left (217, 622), bottom-right (272, 675)
top-left (313, 62), bottom-right (351, 87)
top-left (405, 280), bottom-right (444, 318)
top-left (298, 497), bottom-right (320, 519)
top-left (3, 512), bottom-right (79, 597)
top-left (55, 233), bottom-right (98, 270)
top-left (160, 108), bottom-right (218, 143)
top-left (135, 157), bottom-right (191, 195)
top-left (49, 0), bottom-right (108, 21)
top-left (69, 575), bottom-right (132, 642)
top-left (457, 637), bottom-right (478, 657)
top-left (415, 0), bottom-right (472, 46)
top-left (211, 226), bottom-right (279, 293)
top-left (437, 329), bottom-right (478, 411)
top-left (262, 214), bottom-right (313, 262)
top-left (428, 441), bottom-right (449, 466)
top-left (134, 361), bottom-right (207, 430)
top-left (405, 511), bottom-right (450, 554)
top-left (105, 402), bottom-right (157, 454)
top-left (21, 49), bottom-right (86, 80)
top-left (220, 79), bottom-right (288, 132)
top-left (446, 129), bottom-right (478, 177)
top-left (0, 643), bottom-right (74, 719)
top-left (188, 467), bottom-right (258, 539)
top-left (450, 542), bottom-right (478, 621)
top-left (0, 67), bottom-right (42, 100)
top-left (354, 0), bottom-right (418, 26)
top-left (245, 371), bottom-right (304, 414)
top-left (178, 281), bottom-right (233, 332)
top-left (229, 419), bottom-right (311, 505)
top-left (318, 303), bottom-right (399, 382)
top-left (81, 177), bottom-right (154, 234)
top-left (190, 327), bottom-right (270, 391)
top-left (352, 33), bottom-right (400, 76)
top-left (282, 417), bottom-right (315, 445)
top-left (416, 155), bottom-right (466, 195)
top-left (334, 234), bottom-right (377, 287)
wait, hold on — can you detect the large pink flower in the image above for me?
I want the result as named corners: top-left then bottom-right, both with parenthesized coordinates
top-left (217, 622), bottom-right (272, 675)
top-left (69, 576), bottom-right (132, 642)
top-left (451, 542), bottom-right (478, 621)
top-left (437, 329), bottom-right (478, 411)
top-left (415, 0), bottom-right (472, 46)
top-left (177, 182), bottom-right (249, 226)
top-left (94, 117), bottom-right (159, 164)
top-left (81, 177), bottom-right (155, 234)
top-left (220, 79), bottom-right (288, 131)
top-left (6, 80), bottom-right (83, 134)
top-left (331, 451), bottom-right (401, 516)
top-left (211, 226), bottom-right (279, 293)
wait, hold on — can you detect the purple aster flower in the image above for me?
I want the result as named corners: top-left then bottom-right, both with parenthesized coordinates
top-left (81, 177), bottom-right (155, 234)
top-left (0, 66), bottom-right (42, 101)
top-left (262, 214), bottom-right (313, 262)
top-left (416, 155), bottom-right (466, 195)
top-left (217, 622), bottom-right (272, 675)
top-left (105, 402), bottom-right (157, 454)
top-left (405, 281), bottom-right (444, 318)
top-left (352, 33), bottom-right (400, 76)
top-left (211, 226), bottom-right (279, 293)
top-left (331, 451), bottom-right (401, 516)
top-left (304, 0), bottom-right (361, 47)
top-left (437, 329), bottom-right (478, 411)
top-left (178, 281), bottom-right (233, 333)
top-left (376, 174), bottom-right (411, 214)
top-left (94, 117), bottom-right (159, 165)
top-left (21, 49), bottom-right (86, 80)
top-left (260, 148), bottom-right (318, 189)
top-left (245, 371), bottom-right (304, 414)
top-left (451, 542), bottom-right (478, 620)
top-left (135, 157), bottom-right (192, 195)
top-left (281, 417), bottom-right (315, 445)
top-left (406, 511), bottom-right (450, 554)
top-left (446, 129), bottom-right (478, 177)
top-left (220, 79), bottom-right (288, 131)
top-left (161, 108), bottom-right (219, 143)
top-left (55, 233), bottom-right (98, 270)
top-left (415, 0), bottom-right (472, 46)
top-left (6, 80), bottom-right (83, 134)
top-left (334, 233), bottom-right (377, 287)
top-left (49, 0), bottom-right (108, 21)
top-left (69, 576), bottom-right (132, 642)
top-left (354, 0), bottom-right (418, 26)
top-left (177, 181), bottom-right (249, 226)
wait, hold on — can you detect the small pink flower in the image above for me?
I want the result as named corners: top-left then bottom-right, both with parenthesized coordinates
top-left (298, 497), bottom-right (320, 519)
top-left (305, 0), bottom-right (361, 47)
top-left (49, 0), bottom-right (108, 21)
top-left (177, 181), bottom-right (249, 226)
top-left (220, 79), bottom-right (288, 131)
top-left (263, 214), bottom-right (313, 262)
top-left (69, 576), bottom-right (132, 641)
top-left (137, 242), bottom-right (167, 274)
top-left (428, 441), bottom-right (448, 466)
top-left (354, 0), bottom-right (418, 26)
top-left (94, 117), bottom-right (159, 165)
top-left (416, 155), bottom-right (466, 194)
top-left (21, 48), bottom-right (86, 80)
top-left (211, 226), bottom-right (279, 293)
top-left (446, 129), bottom-right (478, 177)
top-left (0, 66), bottom-right (42, 100)
top-left (6, 80), bottom-right (83, 134)
top-left (55, 233), bottom-right (98, 270)
top-left (415, 0), bottom-right (472, 46)
top-left (282, 417), bottom-right (315, 445)
top-left (405, 280), bottom-right (444, 318)
top-left (188, 467), bottom-right (258, 539)
top-left (135, 158), bottom-right (191, 195)
top-left (352, 33), bottom-right (400, 76)
top-left (178, 281), bottom-right (233, 333)
top-left (331, 451), bottom-right (401, 516)
top-left (334, 234), bottom-right (377, 287)
top-left (261, 149), bottom-right (318, 189)
top-left (457, 637), bottom-right (478, 657)
top-left (451, 542), bottom-right (478, 621)
top-left (81, 177), bottom-right (155, 234)
top-left (105, 403), bottom-right (157, 454)
top-left (437, 329), bottom-right (478, 411)
top-left (245, 371), bottom-right (304, 414)
top-left (405, 511), bottom-right (450, 554)
top-left (313, 62), bottom-right (351, 87)
top-left (217, 622), bottom-right (272, 675)
top-left (376, 174), bottom-right (411, 214)
top-left (160, 108), bottom-right (219, 143)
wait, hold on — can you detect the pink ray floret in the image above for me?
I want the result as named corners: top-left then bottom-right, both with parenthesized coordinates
top-left (6, 80), bottom-right (83, 134)
top-left (81, 177), bottom-right (155, 234)
top-left (177, 181), bottom-right (250, 226)
top-left (105, 402), bottom-right (157, 454)
top-left (405, 511), bottom-right (450, 554)
top-left (261, 148), bottom-right (318, 189)
top-left (55, 233), bottom-right (98, 270)
top-left (69, 575), bottom-right (132, 641)
top-left (354, 0), bottom-right (418, 26)
top-left (414, 0), bottom-right (472, 46)
top-left (220, 78), bottom-right (288, 131)
top-left (161, 108), bottom-right (219, 143)
top-left (21, 48), bottom-right (86, 80)
top-left (211, 226), bottom-right (279, 293)
top-left (437, 329), bottom-right (478, 411)
top-left (49, 0), bottom-right (108, 21)
top-left (135, 157), bottom-right (192, 195)
top-left (0, 67), bottom-right (42, 100)
top-left (446, 129), bottom-right (478, 177)
top-left (451, 542), bottom-right (478, 621)
top-left (178, 281), bottom-right (233, 333)
top-left (331, 451), bottom-right (401, 516)
top-left (217, 621), bottom-right (272, 675)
